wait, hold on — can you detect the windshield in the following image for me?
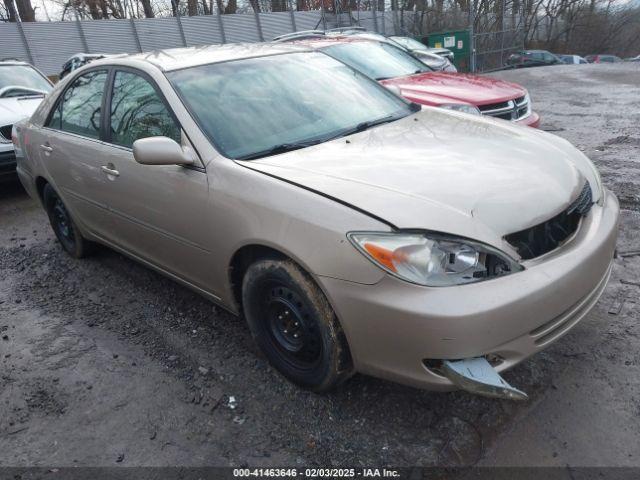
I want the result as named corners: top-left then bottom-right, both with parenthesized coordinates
top-left (168, 52), bottom-right (412, 160)
top-left (0, 65), bottom-right (52, 94)
top-left (391, 36), bottom-right (428, 51)
top-left (322, 41), bottom-right (430, 80)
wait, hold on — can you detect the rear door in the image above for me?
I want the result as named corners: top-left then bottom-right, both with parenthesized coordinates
top-left (97, 68), bottom-right (213, 291)
top-left (39, 68), bottom-right (115, 239)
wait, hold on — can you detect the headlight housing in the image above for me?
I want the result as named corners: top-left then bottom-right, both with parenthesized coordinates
top-left (522, 92), bottom-right (532, 117)
top-left (440, 103), bottom-right (481, 116)
top-left (348, 232), bottom-right (522, 287)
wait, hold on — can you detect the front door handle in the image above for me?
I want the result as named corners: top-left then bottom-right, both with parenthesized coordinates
top-left (101, 164), bottom-right (120, 177)
top-left (40, 144), bottom-right (53, 153)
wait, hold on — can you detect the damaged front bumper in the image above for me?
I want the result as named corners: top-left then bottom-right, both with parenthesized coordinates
top-left (319, 190), bottom-right (619, 395)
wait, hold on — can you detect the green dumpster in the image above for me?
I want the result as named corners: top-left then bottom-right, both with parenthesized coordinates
top-left (425, 30), bottom-right (471, 72)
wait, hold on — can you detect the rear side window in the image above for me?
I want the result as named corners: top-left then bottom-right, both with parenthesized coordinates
top-left (48, 70), bottom-right (107, 139)
top-left (109, 70), bottom-right (180, 148)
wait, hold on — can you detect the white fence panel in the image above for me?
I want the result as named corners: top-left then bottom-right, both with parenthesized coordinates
top-left (135, 17), bottom-right (184, 51)
top-left (181, 15), bottom-right (224, 46)
top-left (22, 21), bottom-right (83, 76)
top-left (0, 24), bottom-right (30, 63)
top-left (259, 11), bottom-right (294, 41)
top-left (82, 19), bottom-right (141, 54)
top-left (221, 14), bottom-right (261, 43)
top-left (292, 11), bottom-right (324, 31)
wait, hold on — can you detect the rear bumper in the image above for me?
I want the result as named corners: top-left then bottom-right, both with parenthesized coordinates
top-left (318, 190), bottom-right (619, 390)
top-left (516, 111), bottom-right (540, 128)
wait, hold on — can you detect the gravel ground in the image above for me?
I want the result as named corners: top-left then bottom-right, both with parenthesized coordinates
top-left (0, 63), bottom-right (638, 469)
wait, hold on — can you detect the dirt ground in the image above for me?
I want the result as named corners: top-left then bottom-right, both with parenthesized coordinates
top-left (0, 63), bottom-right (639, 469)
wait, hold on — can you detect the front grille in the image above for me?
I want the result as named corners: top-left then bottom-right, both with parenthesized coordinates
top-left (479, 95), bottom-right (529, 122)
top-left (505, 182), bottom-right (593, 260)
top-left (0, 124), bottom-right (12, 142)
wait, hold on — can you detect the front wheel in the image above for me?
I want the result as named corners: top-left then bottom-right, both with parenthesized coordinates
top-left (242, 259), bottom-right (353, 392)
top-left (43, 183), bottom-right (92, 258)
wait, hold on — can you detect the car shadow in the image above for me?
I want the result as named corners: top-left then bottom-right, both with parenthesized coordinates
top-left (0, 178), bottom-right (28, 201)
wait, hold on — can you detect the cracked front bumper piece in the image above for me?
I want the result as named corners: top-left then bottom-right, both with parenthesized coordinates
top-left (442, 357), bottom-right (528, 401)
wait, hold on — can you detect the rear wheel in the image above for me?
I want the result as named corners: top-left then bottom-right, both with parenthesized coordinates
top-left (242, 259), bottom-right (353, 392)
top-left (43, 184), bottom-right (92, 258)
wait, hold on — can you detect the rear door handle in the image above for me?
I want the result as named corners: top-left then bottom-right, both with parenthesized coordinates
top-left (101, 165), bottom-right (120, 177)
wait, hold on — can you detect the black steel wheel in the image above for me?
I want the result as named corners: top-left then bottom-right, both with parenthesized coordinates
top-left (43, 183), bottom-right (92, 258)
top-left (242, 258), bottom-right (353, 391)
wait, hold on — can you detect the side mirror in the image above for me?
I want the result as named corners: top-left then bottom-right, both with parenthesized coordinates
top-left (132, 136), bottom-right (194, 166)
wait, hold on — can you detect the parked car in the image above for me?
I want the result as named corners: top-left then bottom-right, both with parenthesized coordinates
top-left (60, 53), bottom-right (112, 79)
top-left (274, 30), bottom-right (457, 72)
top-left (624, 55), bottom-right (640, 62)
top-left (558, 54), bottom-right (588, 65)
top-left (585, 54), bottom-right (622, 63)
top-left (0, 59), bottom-right (53, 181)
top-left (14, 44), bottom-right (618, 399)
top-left (389, 35), bottom-right (455, 62)
top-left (294, 37), bottom-right (540, 127)
top-left (506, 50), bottom-right (563, 68)
top-left (339, 32), bottom-right (457, 72)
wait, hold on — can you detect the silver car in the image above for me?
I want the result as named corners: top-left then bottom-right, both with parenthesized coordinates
top-left (14, 44), bottom-right (619, 399)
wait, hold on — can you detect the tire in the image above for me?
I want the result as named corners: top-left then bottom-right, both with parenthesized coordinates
top-left (43, 183), bottom-right (92, 258)
top-left (242, 258), bottom-right (353, 392)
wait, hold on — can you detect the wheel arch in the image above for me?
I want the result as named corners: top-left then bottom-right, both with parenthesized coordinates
top-left (35, 175), bottom-right (49, 204)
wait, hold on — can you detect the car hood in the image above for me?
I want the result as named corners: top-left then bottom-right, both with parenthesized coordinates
top-left (240, 109), bottom-right (597, 253)
top-left (379, 72), bottom-right (526, 107)
top-left (0, 96), bottom-right (44, 126)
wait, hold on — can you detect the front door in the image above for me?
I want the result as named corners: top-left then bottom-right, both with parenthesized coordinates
top-left (97, 69), bottom-right (214, 292)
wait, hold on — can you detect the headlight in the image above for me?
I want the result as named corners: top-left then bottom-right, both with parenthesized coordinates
top-left (440, 103), bottom-right (481, 116)
top-left (523, 92), bottom-right (532, 116)
top-left (348, 232), bottom-right (522, 287)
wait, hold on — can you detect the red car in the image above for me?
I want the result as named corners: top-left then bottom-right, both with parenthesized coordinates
top-left (291, 37), bottom-right (541, 128)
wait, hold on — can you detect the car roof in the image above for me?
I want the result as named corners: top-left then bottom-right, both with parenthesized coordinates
top-left (87, 43), bottom-right (311, 72)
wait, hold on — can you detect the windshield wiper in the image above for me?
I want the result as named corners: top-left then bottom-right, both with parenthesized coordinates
top-left (322, 114), bottom-right (401, 142)
top-left (237, 140), bottom-right (323, 161)
top-left (237, 115), bottom-right (402, 161)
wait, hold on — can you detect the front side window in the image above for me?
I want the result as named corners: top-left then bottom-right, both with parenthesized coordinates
top-left (110, 71), bottom-right (180, 148)
top-left (49, 70), bottom-right (107, 139)
top-left (168, 52), bottom-right (412, 160)
top-left (322, 41), bottom-right (431, 80)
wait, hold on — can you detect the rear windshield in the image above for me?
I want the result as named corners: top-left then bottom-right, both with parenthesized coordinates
top-left (0, 65), bottom-right (52, 95)
top-left (322, 41), bottom-right (431, 80)
top-left (391, 36), bottom-right (428, 51)
top-left (168, 51), bottom-right (412, 160)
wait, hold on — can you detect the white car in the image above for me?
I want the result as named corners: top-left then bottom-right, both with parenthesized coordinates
top-left (0, 60), bottom-right (53, 181)
top-left (558, 54), bottom-right (589, 65)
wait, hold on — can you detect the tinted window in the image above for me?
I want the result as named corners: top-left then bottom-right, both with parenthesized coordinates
top-left (322, 41), bottom-right (431, 80)
top-left (110, 71), bottom-right (180, 148)
top-left (50, 70), bottom-right (107, 139)
top-left (168, 52), bottom-right (411, 160)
